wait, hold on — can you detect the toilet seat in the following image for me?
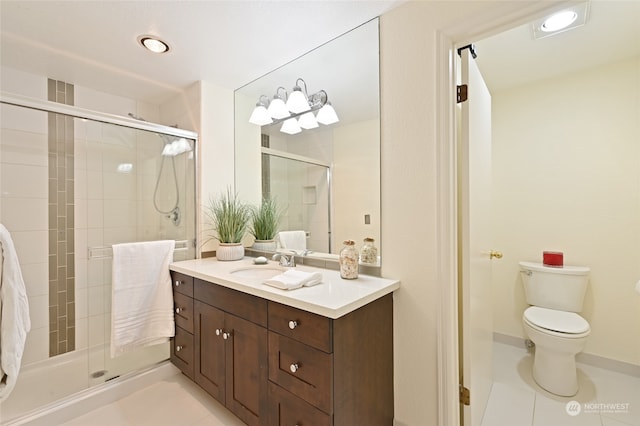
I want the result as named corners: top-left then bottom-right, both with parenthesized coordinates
top-left (524, 306), bottom-right (590, 337)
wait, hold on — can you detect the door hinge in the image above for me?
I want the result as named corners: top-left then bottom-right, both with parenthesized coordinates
top-left (459, 384), bottom-right (470, 406)
top-left (457, 84), bottom-right (468, 103)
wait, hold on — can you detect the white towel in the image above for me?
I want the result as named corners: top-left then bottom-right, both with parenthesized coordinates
top-left (264, 269), bottom-right (323, 290)
top-left (0, 224), bottom-right (31, 402)
top-left (110, 240), bottom-right (175, 358)
top-left (277, 231), bottom-right (307, 252)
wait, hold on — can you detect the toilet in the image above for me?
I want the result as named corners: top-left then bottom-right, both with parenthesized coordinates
top-left (520, 261), bottom-right (591, 396)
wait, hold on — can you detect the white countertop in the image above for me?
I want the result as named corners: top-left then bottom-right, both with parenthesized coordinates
top-left (170, 257), bottom-right (400, 319)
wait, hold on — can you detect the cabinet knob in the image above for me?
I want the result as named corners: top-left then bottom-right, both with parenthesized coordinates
top-left (223, 331), bottom-right (232, 340)
top-left (175, 307), bottom-right (184, 314)
top-left (215, 328), bottom-right (223, 336)
top-left (174, 280), bottom-right (181, 287)
top-left (289, 363), bottom-right (299, 373)
top-left (288, 320), bottom-right (298, 330)
top-left (176, 345), bottom-right (183, 352)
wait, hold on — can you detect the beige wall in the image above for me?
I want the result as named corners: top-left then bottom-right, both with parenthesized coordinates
top-left (491, 57), bottom-right (640, 365)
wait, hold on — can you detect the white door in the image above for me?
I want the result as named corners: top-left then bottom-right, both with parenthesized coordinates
top-left (459, 47), bottom-right (495, 426)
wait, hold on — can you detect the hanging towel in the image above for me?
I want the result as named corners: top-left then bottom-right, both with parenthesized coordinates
top-left (276, 231), bottom-right (307, 252)
top-left (0, 223), bottom-right (31, 402)
top-left (110, 240), bottom-right (175, 358)
top-left (263, 269), bottom-right (323, 291)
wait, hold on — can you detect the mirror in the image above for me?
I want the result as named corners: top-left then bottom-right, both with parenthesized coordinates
top-left (235, 18), bottom-right (380, 264)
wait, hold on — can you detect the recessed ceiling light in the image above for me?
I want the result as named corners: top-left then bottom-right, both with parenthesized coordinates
top-left (541, 11), bottom-right (578, 32)
top-left (138, 35), bottom-right (170, 54)
top-left (531, 2), bottom-right (589, 40)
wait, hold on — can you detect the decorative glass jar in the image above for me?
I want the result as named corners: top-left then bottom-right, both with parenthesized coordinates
top-left (360, 237), bottom-right (378, 265)
top-left (339, 240), bottom-right (359, 280)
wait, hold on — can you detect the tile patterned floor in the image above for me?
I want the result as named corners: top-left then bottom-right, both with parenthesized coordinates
top-left (481, 342), bottom-right (640, 426)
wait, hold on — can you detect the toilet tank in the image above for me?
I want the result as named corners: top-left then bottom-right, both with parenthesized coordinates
top-left (519, 261), bottom-right (590, 312)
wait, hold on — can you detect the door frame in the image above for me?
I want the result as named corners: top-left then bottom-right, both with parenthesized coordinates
top-left (434, 2), bottom-right (567, 425)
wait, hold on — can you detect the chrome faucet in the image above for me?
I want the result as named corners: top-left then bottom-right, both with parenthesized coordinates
top-left (272, 252), bottom-right (296, 267)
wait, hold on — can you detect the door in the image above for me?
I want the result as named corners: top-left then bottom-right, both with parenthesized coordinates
top-left (225, 312), bottom-right (268, 426)
top-left (194, 301), bottom-right (226, 403)
top-left (458, 46), bottom-right (494, 426)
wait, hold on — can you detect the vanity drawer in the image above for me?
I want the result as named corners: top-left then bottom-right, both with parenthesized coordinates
top-left (172, 271), bottom-right (194, 297)
top-left (195, 279), bottom-right (267, 327)
top-left (173, 291), bottom-right (194, 333)
top-left (268, 381), bottom-right (332, 426)
top-left (268, 332), bottom-right (333, 414)
top-left (268, 302), bottom-right (332, 353)
top-left (171, 326), bottom-right (194, 380)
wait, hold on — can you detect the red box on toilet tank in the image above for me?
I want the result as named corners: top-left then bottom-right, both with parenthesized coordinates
top-left (543, 251), bottom-right (563, 267)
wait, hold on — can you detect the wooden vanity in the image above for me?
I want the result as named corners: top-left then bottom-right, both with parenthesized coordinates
top-left (169, 258), bottom-right (399, 426)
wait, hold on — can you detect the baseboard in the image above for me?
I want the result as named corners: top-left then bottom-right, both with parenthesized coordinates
top-left (493, 332), bottom-right (640, 377)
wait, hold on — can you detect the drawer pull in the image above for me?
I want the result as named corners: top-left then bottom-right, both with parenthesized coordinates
top-left (175, 307), bottom-right (185, 314)
top-left (289, 363), bottom-right (299, 373)
top-left (215, 328), bottom-right (223, 336)
top-left (174, 280), bottom-right (182, 287)
top-left (176, 345), bottom-right (184, 352)
top-left (223, 331), bottom-right (232, 340)
top-left (288, 320), bottom-right (298, 330)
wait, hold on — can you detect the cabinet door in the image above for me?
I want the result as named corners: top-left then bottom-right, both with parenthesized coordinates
top-left (225, 312), bottom-right (268, 426)
top-left (194, 300), bottom-right (226, 404)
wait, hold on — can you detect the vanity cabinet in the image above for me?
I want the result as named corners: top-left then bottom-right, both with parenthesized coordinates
top-left (170, 272), bottom-right (195, 380)
top-left (193, 278), bottom-right (268, 426)
top-left (169, 267), bottom-right (394, 426)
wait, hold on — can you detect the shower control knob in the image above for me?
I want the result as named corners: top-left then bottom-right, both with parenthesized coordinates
top-left (288, 320), bottom-right (298, 330)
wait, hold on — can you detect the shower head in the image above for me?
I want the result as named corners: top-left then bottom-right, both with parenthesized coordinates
top-left (159, 135), bottom-right (192, 157)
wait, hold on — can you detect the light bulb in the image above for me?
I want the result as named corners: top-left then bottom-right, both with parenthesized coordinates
top-left (280, 118), bottom-right (302, 135)
top-left (316, 103), bottom-right (339, 125)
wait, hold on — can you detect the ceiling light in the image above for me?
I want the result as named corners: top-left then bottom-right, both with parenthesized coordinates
top-left (541, 11), bottom-right (577, 32)
top-left (532, 3), bottom-right (589, 40)
top-left (139, 35), bottom-right (170, 53)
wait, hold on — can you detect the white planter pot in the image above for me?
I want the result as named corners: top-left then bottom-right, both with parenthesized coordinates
top-left (216, 243), bottom-right (244, 261)
top-left (252, 239), bottom-right (276, 252)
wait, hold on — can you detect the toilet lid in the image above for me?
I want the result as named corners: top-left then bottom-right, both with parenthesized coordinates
top-left (524, 307), bottom-right (590, 334)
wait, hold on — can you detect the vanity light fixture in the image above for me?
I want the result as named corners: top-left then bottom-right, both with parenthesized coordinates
top-left (531, 3), bottom-right (589, 40)
top-left (267, 87), bottom-right (290, 119)
top-left (138, 35), bottom-right (170, 53)
top-left (248, 78), bottom-right (339, 134)
top-left (249, 95), bottom-right (273, 126)
top-left (280, 117), bottom-right (302, 135)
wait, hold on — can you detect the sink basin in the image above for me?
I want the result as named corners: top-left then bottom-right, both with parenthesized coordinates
top-left (229, 266), bottom-right (286, 281)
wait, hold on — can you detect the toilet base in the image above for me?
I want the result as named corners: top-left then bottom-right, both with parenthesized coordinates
top-left (532, 346), bottom-right (578, 396)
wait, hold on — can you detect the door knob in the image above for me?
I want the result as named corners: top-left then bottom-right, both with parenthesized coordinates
top-left (489, 250), bottom-right (503, 259)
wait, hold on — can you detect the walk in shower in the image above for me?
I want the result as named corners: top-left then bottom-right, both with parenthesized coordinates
top-left (0, 92), bottom-right (197, 423)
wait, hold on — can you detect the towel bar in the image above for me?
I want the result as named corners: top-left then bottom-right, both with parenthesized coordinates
top-left (88, 239), bottom-right (192, 260)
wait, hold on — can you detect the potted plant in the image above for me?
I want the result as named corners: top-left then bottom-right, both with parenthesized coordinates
top-left (249, 197), bottom-right (282, 252)
top-left (205, 188), bottom-right (250, 261)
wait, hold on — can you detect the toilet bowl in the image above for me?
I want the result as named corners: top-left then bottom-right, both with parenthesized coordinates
top-left (523, 306), bottom-right (590, 396)
top-left (519, 261), bottom-right (591, 396)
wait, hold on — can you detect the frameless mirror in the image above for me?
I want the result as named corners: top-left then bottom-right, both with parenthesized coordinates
top-left (235, 18), bottom-right (380, 264)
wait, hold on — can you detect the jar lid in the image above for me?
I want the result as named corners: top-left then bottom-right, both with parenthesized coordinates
top-left (343, 239), bottom-right (355, 245)
top-left (364, 237), bottom-right (374, 242)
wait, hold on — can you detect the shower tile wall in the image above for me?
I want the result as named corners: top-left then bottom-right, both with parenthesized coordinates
top-left (48, 79), bottom-right (76, 356)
